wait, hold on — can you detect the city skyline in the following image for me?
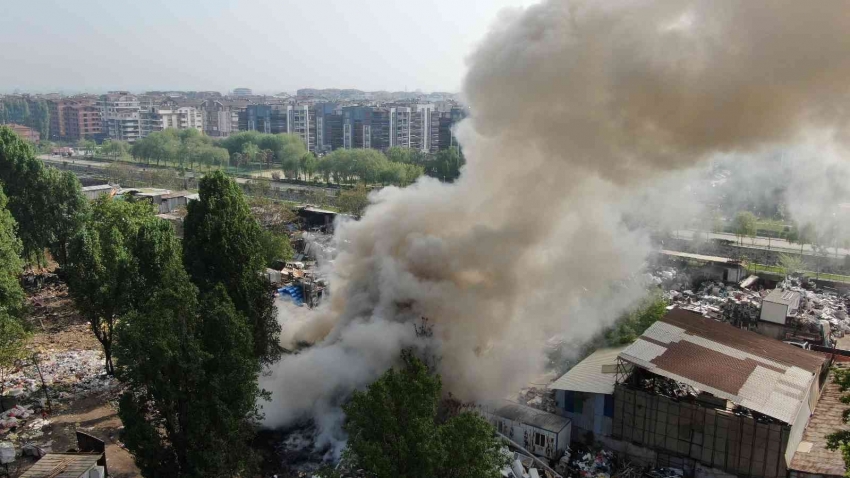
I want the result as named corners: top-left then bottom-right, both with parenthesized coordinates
top-left (0, 0), bottom-right (538, 95)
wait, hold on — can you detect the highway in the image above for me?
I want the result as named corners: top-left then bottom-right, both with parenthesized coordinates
top-left (672, 229), bottom-right (850, 258)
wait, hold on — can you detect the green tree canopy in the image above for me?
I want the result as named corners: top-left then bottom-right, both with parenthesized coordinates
top-left (182, 170), bottom-right (281, 364)
top-left (64, 197), bottom-right (160, 374)
top-left (342, 351), bottom-right (507, 478)
top-left (0, 185), bottom-right (25, 320)
top-left (337, 183), bottom-right (370, 217)
top-left (115, 218), bottom-right (262, 477)
top-left (733, 211), bottom-right (757, 245)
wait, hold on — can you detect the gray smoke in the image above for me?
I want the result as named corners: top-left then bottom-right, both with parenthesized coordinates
top-left (261, 0), bottom-right (850, 457)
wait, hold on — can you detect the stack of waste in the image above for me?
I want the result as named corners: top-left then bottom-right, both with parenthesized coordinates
top-left (518, 387), bottom-right (559, 415)
top-left (559, 448), bottom-right (614, 478)
top-left (2, 349), bottom-right (115, 403)
top-left (500, 451), bottom-right (554, 478)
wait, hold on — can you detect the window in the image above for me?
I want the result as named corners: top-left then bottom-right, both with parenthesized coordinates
top-left (534, 432), bottom-right (546, 447)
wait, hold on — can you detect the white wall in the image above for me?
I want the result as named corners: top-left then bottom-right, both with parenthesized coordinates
top-left (760, 301), bottom-right (789, 325)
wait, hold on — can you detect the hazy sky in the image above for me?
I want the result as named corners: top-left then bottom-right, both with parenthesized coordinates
top-left (1, 0), bottom-right (537, 95)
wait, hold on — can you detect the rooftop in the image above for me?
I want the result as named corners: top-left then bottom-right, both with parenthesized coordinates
top-left (81, 184), bottom-right (114, 192)
top-left (619, 308), bottom-right (825, 424)
top-left (764, 288), bottom-right (802, 306)
top-left (659, 250), bottom-right (741, 265)
top-left (484, 400), bottom-right (570, 433)
top-left (19, 453), bottom-right (101, 478)
top-left (790, 365), bottom-right (849, 477)
top-left (549, 346), bottom-right (628, 395)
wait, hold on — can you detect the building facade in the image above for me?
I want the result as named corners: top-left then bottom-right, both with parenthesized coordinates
top-left (200, 100), bottom-right (240, 137)
top-left (100, 92), bottom-right (142, 143)
top-left (287, 104), bottom-right (316, 152)
top-left (233, 88), bottom-right (253, 97)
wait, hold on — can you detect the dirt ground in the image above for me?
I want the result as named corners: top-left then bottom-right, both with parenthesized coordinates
top-left (3, 272), bottom-right (140, 477)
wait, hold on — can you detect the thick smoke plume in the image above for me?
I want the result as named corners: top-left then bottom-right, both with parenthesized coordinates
top-left (261, 0), bottom-right (850, 455)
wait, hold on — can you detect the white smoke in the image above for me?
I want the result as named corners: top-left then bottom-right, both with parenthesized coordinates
top-left (261, 0), bottom-right (850, 457)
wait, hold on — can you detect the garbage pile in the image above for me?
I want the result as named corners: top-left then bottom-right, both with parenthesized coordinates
top-left (554, 447), bottom-right (614, 478)
top-left (2, 349), bottom-right (115, 404)
top-left (781, 277), bottom-right (850, 335)
top-left (0, 404), bottom-right (52, 460)
top-left (517, 387), bottom-right (559, 415)
top-left (501, 450), bottom-right (557, 478)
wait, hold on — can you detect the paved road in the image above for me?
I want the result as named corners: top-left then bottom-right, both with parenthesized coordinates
top-left (673, 229), bottom-right (850, 258)
top-left (38, 154), bottom-right (337, 195)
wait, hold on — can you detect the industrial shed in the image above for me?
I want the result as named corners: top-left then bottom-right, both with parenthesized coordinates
top-left (612, 308), bottom-right (827, 478)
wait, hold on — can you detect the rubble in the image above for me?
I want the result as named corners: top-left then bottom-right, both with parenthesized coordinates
top-left (517, 387), bottom-right (559, 415)
top-left (2, 349), bottom-right (116, 402)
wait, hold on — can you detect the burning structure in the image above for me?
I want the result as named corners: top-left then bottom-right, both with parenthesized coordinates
top-left (550, 309), bottom-right (828, 478)
top-left (260, 0), bottom-right (850, 460)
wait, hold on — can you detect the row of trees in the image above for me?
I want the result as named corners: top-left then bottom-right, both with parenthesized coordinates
top-left (0, 97), bottom-right (50, 139)
top-left (131, 128), bottom-right (230, 170)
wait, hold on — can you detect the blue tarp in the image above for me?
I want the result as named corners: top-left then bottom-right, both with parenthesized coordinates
top-left (278, 286), bottom-right (304, 306)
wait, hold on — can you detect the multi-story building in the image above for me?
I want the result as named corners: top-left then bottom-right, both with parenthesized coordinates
top-left (199, 100), bottom-right (241, 137)
top-left (233, 88), bottom-right (253, 97)
top-left (242, 104), bottom-right (288, 134)
top-left (100, 92), bottom-right (142, 143)
top-left (287, 104), bottom-right (316, 152)
top-left (48, 98), bottom-right (102, 141)
top-left (342, 106), bottom-right (373, 149)
top-left (314, 103), bottom-right (341, 152)
top-left (388, 104), bottom-right (434, 152)
top-left (7, 123), bottom-right (40, 143)
top-left (157, 106), bottom-right (203, 132)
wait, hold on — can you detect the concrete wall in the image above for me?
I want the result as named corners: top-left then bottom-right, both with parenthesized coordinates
top-left (613, 385), bottom-right (791, 478)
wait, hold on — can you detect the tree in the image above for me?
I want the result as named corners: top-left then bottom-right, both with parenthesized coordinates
top-left (779, 253), bottom-right (804, 278)
top-left (102, 139), bottom-right (130, 160)
top-left (826, 368), bottom-right (850, 475)
top-left (337, 183), bottom-right (370, 217)
top-left (116, 219), bottom-right (262, 477)
top-left (0, 311), bottom-right (29, 411)
top-left (182, 171), bottom-right (281, 365)
top-left (258, 229), bottom-right (294, 267)
top-left (64, 197), bottom-right (159, 374)
top-left (733, 211), bottom-right (757, 246)
top-left (342, 351), bottom-right (507, 478)
top-left (0, 185), bottom-right (25, 320)
top-left (241, 142), bottom-right (260, 165)
top-left (46, 170), bottom-right (89, 267)
top-left (77, 138), bottom-right (96, 158)
top-left (605, 293), bottom-right (668, 346)
top-left (0, 126), bottom-right (56, 264)
top-left (789, 222), bottom-right (817, 255)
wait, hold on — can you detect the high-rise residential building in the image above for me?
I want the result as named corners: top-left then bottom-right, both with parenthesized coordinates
top-left (199, 99), bottom-right (241, 137)
top-left (314, 103), bottom-right (341, 152)
top-left (100, 92), bottom-right (142, 143)
top-left (287, 104), bottom-right (316, 152)
top-left (157, 106), bottom-right (204, 132)
top-left (48, 97), bottom-right (102, 141)
top-left (342, 106), bottom-right (373, 149)
top-left (242, 104), bottom-right (288, 134)
top-left (437, 106), bottom-right (467, 151)
top-left (233, 88), bottom-right (253, 97)
top-left (387, 104), bottom-right (435, 152)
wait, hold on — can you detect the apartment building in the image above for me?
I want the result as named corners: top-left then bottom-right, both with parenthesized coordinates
top-left (287, 104), bottom-right (316, 152)
top-left (199, 99), bottom-right (241, 137)
top-left (157, 106), bottom-right (204, 132)
top-left (314, 103), bottom-right (341, 152)
top-left (48, 98), bottom-right (102, 141)
top-left (342, 106), bottom-right (373, 149)
top-left (242, 104), bottom-right (288, 134)
top-left (233, 88), bottom-right (253, 97)
top-left (388, 104), bottom-right (434, 152)
top-left (100, 92), bottom-right (142, 142)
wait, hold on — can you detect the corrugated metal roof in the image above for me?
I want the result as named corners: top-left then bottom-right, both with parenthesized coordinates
top-left (19, 453), bottom-right (100, 478)
top-left (484, 400), bottom-right (570, 433)
top-left (619, 309), bottom-right (825, 424)
top-left (548, 346), bottom-right (627, 394)
top-left (790, 365), bottom-right (849, 477)
top-left (659, 250), bottom-right (740, 265)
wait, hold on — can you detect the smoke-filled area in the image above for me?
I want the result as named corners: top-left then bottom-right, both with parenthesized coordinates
top-left (261, 0), bottom-right (850, 458)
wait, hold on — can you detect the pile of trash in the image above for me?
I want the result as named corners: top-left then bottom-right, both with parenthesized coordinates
top-left (518, 387), bottom-right (559, 415)
top-left (502, 450), bottom-right (557, 478)
top-left (0, 404), bottom-right (52, 454)
top-left (556, 448), bottom-right (615, 478)
top-left (2, 349), bottom-right (115, 403)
